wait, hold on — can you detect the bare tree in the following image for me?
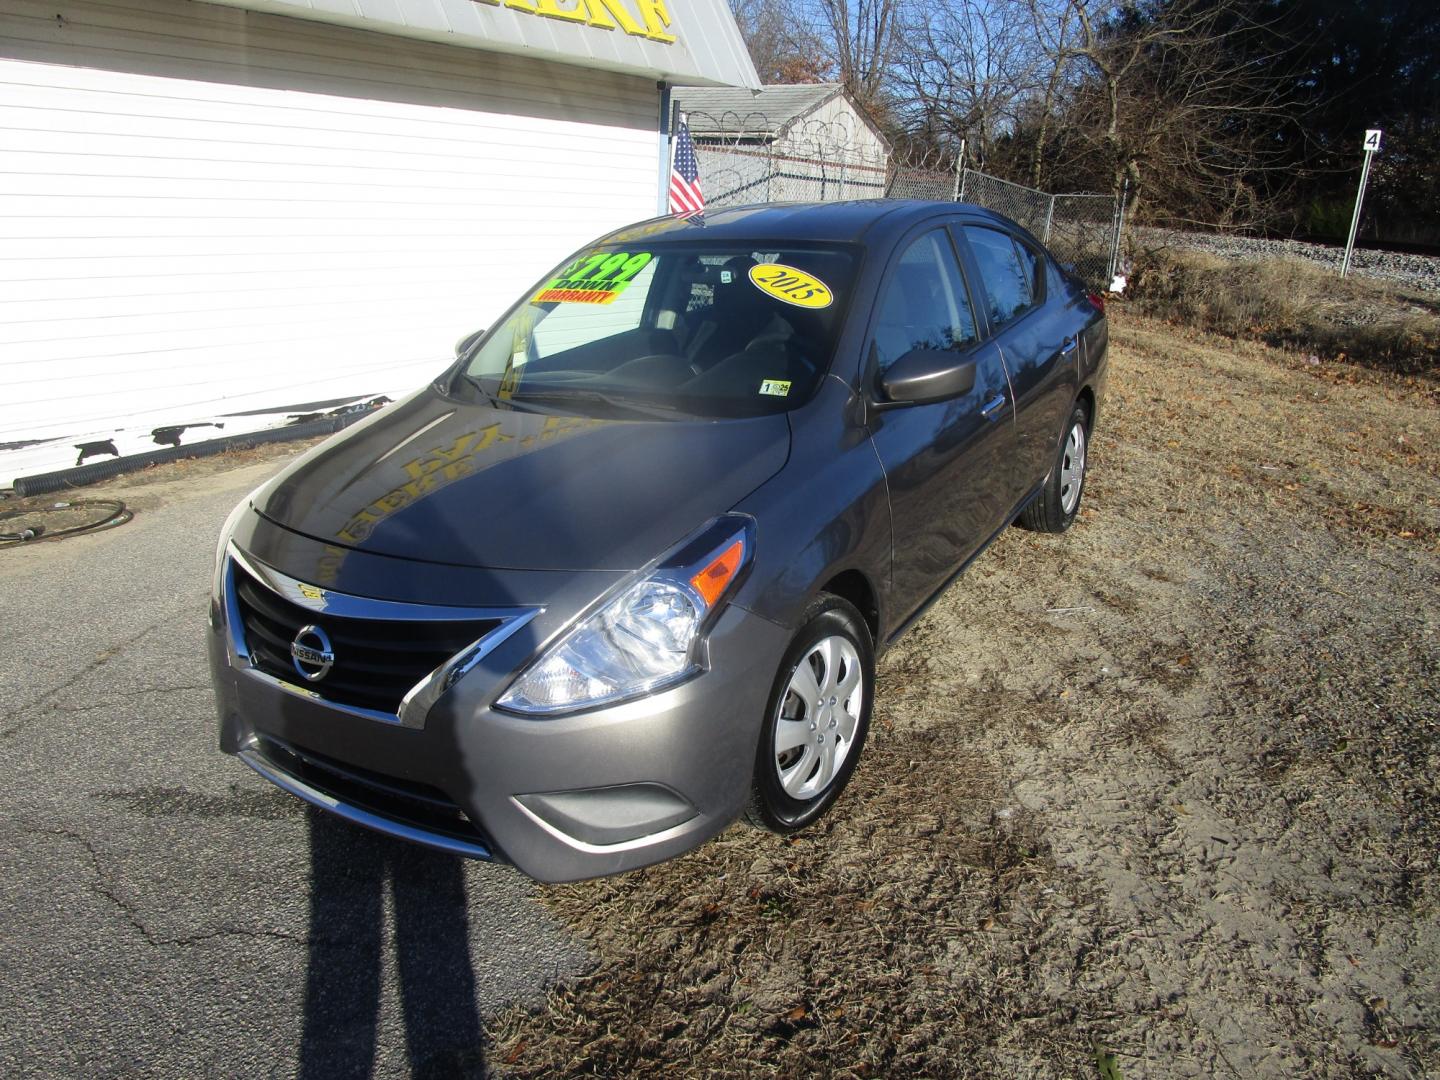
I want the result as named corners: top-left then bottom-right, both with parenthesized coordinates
top-left (729, 0), bottom-right (829, 84)
top-left (1053, 0), bottom-right (1298, 222)
top-left (812, 0), bottom-right (901, 109)
top-left (1021, 0), bottom-right (1079, 189)
top-left (890, 0), bottom-right (1044, 169)
top-left (732, 0), bottom-right (1304, 229)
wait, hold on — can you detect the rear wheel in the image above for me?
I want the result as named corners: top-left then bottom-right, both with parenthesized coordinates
top-left (743, 594), bottom-right (874, 834)
top-left (1020, 404), bottom-right (1089, 533)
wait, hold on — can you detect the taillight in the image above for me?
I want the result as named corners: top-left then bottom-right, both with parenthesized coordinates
top-left (1086, 292), bottom-right (1106, 314)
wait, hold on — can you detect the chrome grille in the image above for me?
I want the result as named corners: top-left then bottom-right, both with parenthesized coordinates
top-left (231, 563), bottom-right (502, 716)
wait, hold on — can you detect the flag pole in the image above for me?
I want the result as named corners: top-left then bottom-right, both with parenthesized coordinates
top-left (656, 82), bottom-right (672, 216)
top-left (666, 110), bottom-right (705, 223)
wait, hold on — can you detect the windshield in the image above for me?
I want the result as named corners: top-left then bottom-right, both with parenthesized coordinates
top-left (460, 242), bottom-right (857, 419)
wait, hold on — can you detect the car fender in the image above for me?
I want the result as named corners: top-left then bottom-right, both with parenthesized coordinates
top-left (730, 377), bottom-right (892, 639)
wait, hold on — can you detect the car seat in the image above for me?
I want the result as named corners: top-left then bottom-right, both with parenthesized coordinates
top-left (684, 256), bottom-right (777, 373)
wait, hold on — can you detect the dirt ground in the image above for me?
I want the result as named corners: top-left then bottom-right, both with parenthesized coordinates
top-left (488, 311), bottom-right (1440, 1078)
top-left (14, 312), bottom-right (1431, 1078)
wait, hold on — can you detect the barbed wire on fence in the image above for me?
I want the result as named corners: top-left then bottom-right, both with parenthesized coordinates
top-left (683, 109), bottom-right (1122, 288)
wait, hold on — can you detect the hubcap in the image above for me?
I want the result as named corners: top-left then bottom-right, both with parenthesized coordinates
top-left (772, 635), bottom-right (864, 800)
top-left (1059, 422), bottom-right (1087, 514)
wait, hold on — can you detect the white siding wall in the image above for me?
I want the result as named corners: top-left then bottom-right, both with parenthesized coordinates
top-left (0, 0), bottom-right (661, 473)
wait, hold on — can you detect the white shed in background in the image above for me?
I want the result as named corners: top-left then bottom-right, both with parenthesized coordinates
top-left (0, 0), bottom-right (757, 486)
top-left (672, 82), bottom-right (891, 199)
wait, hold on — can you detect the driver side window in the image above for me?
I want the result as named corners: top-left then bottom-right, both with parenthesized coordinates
top-left (870, 230), bottom-right (978, 372)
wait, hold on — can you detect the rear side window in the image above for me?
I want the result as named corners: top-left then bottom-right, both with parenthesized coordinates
top-left (963, 226), bottom-right (1041, 327)
top-left (870, 230), bottom-right (979, 372)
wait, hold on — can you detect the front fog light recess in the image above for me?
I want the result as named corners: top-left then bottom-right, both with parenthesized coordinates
top-left (497, 517), bottom-right (752, 716)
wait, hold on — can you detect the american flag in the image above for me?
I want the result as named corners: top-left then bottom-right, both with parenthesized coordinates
top-left (668, 117), bottom-right (705, 221)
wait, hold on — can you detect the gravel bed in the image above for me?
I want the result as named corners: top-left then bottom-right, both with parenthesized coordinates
top-left (1131, 225), bottom-right (1440, 296)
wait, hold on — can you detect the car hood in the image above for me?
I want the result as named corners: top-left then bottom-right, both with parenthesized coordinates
top-left (252, 389), bottom-right (791, 572)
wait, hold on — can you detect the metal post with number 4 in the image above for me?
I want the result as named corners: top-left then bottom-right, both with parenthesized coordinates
top-left (1341, 129), bottom-right (1383, 278)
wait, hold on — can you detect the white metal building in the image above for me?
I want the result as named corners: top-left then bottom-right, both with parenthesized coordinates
top-left (671, 82), bottom-right (890, 203)
top-left (0, 0), bottom-right (757, 484)
top-left (673, 83), bottom-right (889, 166)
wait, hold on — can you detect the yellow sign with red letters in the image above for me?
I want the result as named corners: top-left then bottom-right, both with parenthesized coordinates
top-left (533, 251), bottom-right (654, 305)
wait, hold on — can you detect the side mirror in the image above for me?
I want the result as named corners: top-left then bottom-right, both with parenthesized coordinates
top-left (454, 328), bottom-right (487, 359)
top-left (877, 348), bottom-right (977, 405)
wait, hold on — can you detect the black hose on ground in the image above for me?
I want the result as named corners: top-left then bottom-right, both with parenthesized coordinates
top-left (0, 499), bottom-right (133, 546)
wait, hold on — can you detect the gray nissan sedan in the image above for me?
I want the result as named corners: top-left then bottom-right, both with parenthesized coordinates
top-left (209, 200), bottom-right (1107, 882)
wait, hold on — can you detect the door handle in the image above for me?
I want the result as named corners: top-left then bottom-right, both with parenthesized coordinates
top-left (1060, 336), bottom-right (1078, 355)
top-left (980, 394), bottom-right (1007, 421)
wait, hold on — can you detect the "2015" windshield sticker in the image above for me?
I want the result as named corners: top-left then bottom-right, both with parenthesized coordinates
top-left (748, 263), bottom-right (834, 308)
top-left (534, 251), bottom-right (653, 305)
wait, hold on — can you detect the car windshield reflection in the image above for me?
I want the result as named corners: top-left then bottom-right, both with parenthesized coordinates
top-left (461, 244), bottom-right (857, 419)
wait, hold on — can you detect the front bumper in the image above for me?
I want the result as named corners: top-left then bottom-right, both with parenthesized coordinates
top-left (209, 534), bottom-right (787, 883)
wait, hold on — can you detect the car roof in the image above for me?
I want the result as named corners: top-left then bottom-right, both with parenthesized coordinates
top-left (598, 200), bottom-right (1017, 249)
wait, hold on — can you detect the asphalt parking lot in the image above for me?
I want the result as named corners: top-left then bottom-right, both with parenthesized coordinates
top-left (0, 456), bottom-right (584, 1078)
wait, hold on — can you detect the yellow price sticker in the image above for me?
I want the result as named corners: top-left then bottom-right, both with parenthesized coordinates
top-left (748, 263), bottom-right (834, 308)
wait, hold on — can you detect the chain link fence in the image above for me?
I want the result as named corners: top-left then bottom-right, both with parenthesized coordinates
top-left (957, 169), bottom-right (1054, 236)
top-left (690, 111), bottom-right (892, 204)
top-left (1050, 192), bottom-right (1125, 290)
top-left (687, 110), bottom-right (1123, 288)
top-left (887, 158), bottom-right (960, 201)
top-left (959, 170), bottom-right (1122, 287)
top-left (697, 146), bottom-right (891, 204)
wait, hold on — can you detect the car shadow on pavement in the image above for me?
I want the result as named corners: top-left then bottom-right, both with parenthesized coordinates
top-left (298, 807), bottom-right (487, 1079)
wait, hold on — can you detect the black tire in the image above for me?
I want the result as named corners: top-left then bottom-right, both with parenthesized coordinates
top-left (743, 593), bottom-right (875, 834)
top-left (1019, 403), bottom-right (1090, 533)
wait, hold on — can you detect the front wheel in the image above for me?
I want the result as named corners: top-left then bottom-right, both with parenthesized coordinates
top-left (744, 594), bottom-right (875, 834)
top-left (1019, 404), bottom-right (1089, 533)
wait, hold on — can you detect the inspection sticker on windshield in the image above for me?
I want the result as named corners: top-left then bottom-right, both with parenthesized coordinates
top-left (748, 263), bottom-right (834, 308)
top-left (759, 379), bottom-right (792, 397)
top-left (533, 251), bottom-right (653, 305)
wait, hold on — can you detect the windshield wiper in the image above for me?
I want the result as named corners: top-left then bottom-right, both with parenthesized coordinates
top-left (512, 386), bottom-right (683, 418)
top-left (461, 373), bottom-right (527, 411)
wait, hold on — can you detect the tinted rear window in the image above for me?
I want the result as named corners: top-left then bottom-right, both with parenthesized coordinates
top-left (963, 225), bottom-right (1039, 327)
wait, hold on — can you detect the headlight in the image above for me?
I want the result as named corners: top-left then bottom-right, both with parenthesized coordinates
top-left (497, 516), bottom-right (754, 716)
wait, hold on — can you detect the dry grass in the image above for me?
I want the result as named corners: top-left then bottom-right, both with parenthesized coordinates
top-left (490, 732), bottom-right (1096, 1078)
top-left (487, 311), bottom-right (1439, 1079)
top-left (1125, 247), bottom-right (1440, 375)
